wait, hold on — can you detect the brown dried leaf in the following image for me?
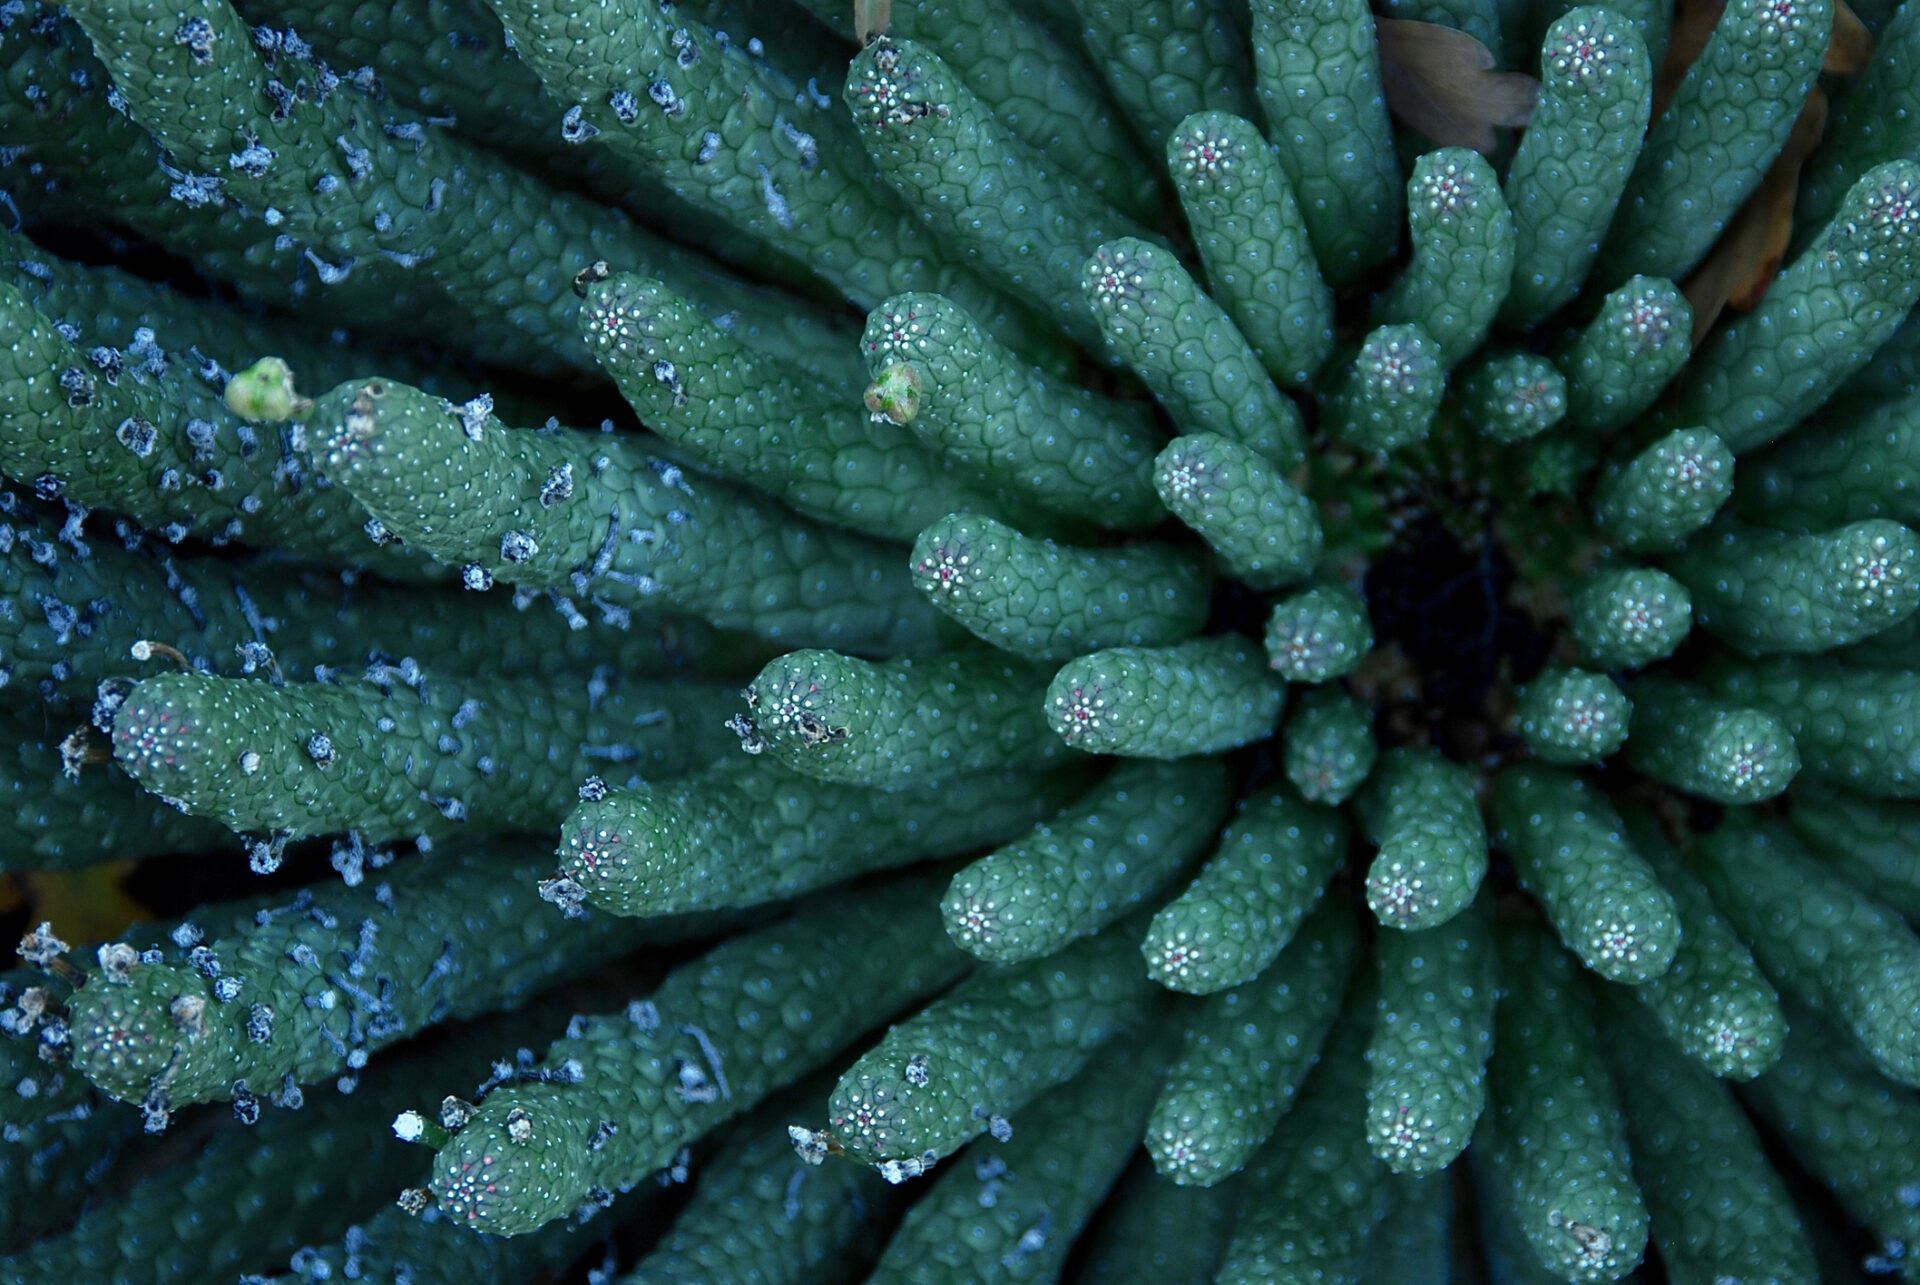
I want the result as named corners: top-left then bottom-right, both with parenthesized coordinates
top-left (1826, 0), bottom-right (1874, 73)
top-left (1681, 87), bottom-right (1828, 342)
top-left (1376, 18), bottom-right (1539, 154)
top-left (855, 0), bottom-right (892, 42)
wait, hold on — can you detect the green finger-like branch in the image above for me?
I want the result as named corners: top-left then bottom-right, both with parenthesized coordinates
top-left (64, 0), bottom-right (847, 380)
top-left (1143, 788), bottom-right (1350, 994)
top-left (1622, 677), bottom-right (1799, 804)
top-left (1616, 810), bottom-right (1786, 1080)
top-left (1708, 656), bottom-right (1920, 797)
top-left (1147, 901), bottom-right (1356, 1186)
top-left (1152, 433), bottom-right (1323, 591)
top-left (1569, 0), bottom-right (1675, 62)
top-left (66, 841), bottom-right (701, 1111)
top-left (6, 1006), bottom-right (563, 1283)
top-left (425, 877), bottom-right (970, 1236)
top-left (910, 513), bottom-right (1210, 660)
top-left (1366, 898), bottom-right (1497, 1175)
top-left (795, 0), bottom-right (1162, 221)
top-left (1794, 0), bottom-right (1920, 237)
top-left (844, 36), bottom-right (1159, 352)
top-left (1358, 747), bottom-right (1489, 931)
top-left (1830, 310), bottom-right (1920, 417)
top-left (0, 283), bottom-right (421, 575)
top-left (111, 668), bottom-right (734, 844)
top-left (1166, 111), bottom-right (1334, 388)
top-left (1371, 148), bottom-right (1516, 368)
top-left (1788, 781), bottom-right (1920, 923)
top-left (619, 1085), bottom-right (892, 1285)
top-left (1453, 351), bottom-right (1567, 444)
top-left (737, 650), bottom-right (1066, 788)
top-left (306, 375), bottom-right (944, 652)
top-left (1263, 582), bottom-right (1372, 684)
top-left (1500, 8), bottom-right (1651, 328)
top-left (1319, 324), bottom-right (1446, 454)
top-left (1554, 276), bottom-right (1692, 434)
top-left (1738, 1001), bottom-right (1920, 1267)
top-left (557, 757), bottom-right (1091, 919)
top-left (0, 974), bottom-right (141, 1253)
top-left (1693, 813), bottom-right (1920, 1087)
top-left (1667, 517), bottom-right (1920, 654)
top-left (269, 1179), bottom-right (665, 1285)
top-left (1213, 1002), bottom-right (1389, 1284)
top-left (1247, 0), bottom-right (1402, 286)
top-left (1569, 566), bottom-right (1693, 670)
top-left (1490, 767), bottom-right (1680, 984)
top-left (1835, 607), bottom-right (1920, 667)
top-left (865, 1044), bottom-right (1166, 1281)
top-left (861, 293), bottom-right (1164, 531)
top-left (1282, 685), bottom-right (1378, 806)
top-left (0, 224), bottom-right (449, 402)
top-left (1, 708), bottom-right (227, 873)
top-left (942, 759), bottom-right (1234, 965)
top-left (1071, 1), bottom-right (1258, 155)
top-left (1083, 238), bottom-right (1306, 466)
top-left (247, 0), bottom-right (830, 260)
top-left (1598, 0), bottom-right (1832, 284)
top-left (1046, 636), bottom-right (1285, 757)
top-left (478, 0), bottom-right (1038, 340)
top-left (1654, 160), bottom-right (1920, 455)
top-left (824, 921), bottom-right (1150, 1169)
top-left (1602, 998), bottom-right (1817, 1283)
top-left (0, 502), bottom-right (729, 711)
top-left (579, 272), bottom-right (1005, 543)
top-left (1738, 389), bottom-right (1920, 531)
top-left (0, 10), bottom-right (634, 389)
top-left (1515, 667), bottom-right (1631, 765)
top-left (1478, 918), bottom-right (1650, 1283)
top-left (1590, 428), bottom-right (1734, 554)
top-left (0, 15), bottom-right (330, 316)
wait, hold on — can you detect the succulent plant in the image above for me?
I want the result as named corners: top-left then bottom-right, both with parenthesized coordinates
top-left (4, 0), bottom-right (1920, 1279)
